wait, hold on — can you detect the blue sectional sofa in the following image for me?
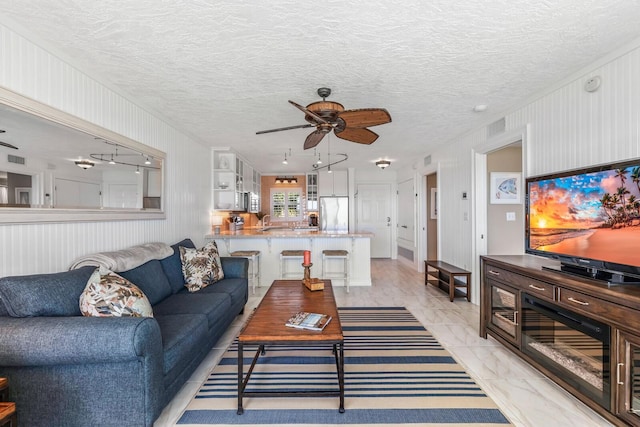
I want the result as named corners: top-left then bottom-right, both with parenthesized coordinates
top-left (0, 238), bottom-right (248, 427)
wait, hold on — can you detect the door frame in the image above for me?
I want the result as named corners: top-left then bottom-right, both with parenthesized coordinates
top-left (417, 163), bottom-right (439, 273)
top-left (471, 125), bottom-right (529, 303)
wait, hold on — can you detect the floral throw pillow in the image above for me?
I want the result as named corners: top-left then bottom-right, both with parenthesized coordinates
top-left (79, 268), bottom-right (153, 317)
top-left (179, 241), bottom-right (225, 292)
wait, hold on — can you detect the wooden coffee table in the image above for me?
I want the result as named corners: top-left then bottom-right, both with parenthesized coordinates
top-left (237, 279), bottom-right (344, 414)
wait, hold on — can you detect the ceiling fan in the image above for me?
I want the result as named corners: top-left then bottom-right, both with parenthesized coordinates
top-left (256, 88), bottom-right (392, 150)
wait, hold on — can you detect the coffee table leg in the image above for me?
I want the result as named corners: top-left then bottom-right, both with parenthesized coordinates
top-left (332, 343), bottom-right (346, 413)
top-left (338, 342), bottom-right (344, 414)
top-left (237, 343), bottom-right (244, 415)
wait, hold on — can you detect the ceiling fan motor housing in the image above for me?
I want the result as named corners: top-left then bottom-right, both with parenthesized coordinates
top-left (304, 101), bottom-right (344, 123)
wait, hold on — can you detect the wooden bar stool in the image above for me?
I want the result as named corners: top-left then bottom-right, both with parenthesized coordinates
top-left (280, 250), bottom-right (305, 279)
top-left (322, 250), bottom-right (350, 292)
top-left (230, 250), bottom-right (261, 293)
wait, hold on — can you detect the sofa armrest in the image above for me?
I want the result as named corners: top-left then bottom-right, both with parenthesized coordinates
top-left (220, 257), bottom-right (248, 279)
top-left (0, 316), bottom-right (162, 366)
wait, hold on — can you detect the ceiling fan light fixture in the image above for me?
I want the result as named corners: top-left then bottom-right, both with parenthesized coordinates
top-left (376, 160), bottom-right (391, 170)
top-left (75, 160), bottom-right (94, 170)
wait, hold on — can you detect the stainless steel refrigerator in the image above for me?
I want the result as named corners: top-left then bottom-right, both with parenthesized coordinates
top-left (319, 196), bottom-right (348, 232)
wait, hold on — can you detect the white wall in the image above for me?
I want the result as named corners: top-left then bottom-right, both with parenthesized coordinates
top-left (406, 38), bottom-right (640, 304)
top-left (0, 22), bottom-right (211, 276)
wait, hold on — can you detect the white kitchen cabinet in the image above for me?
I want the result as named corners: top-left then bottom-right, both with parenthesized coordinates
top-left (306, 172), bottom-right (318, 211)
top-left (212, 150), bottom-right (236, 210)
top-left (318, 170), bottom-right (348, 196)
top-left (212, 148), bottom-right (260, 211)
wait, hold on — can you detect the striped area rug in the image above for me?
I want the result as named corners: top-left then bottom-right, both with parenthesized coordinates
top-left (177, 307), bottom-right (512, 426)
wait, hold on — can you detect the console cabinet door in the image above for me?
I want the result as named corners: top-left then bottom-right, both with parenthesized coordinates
top-left (616, 330), bottom-right (640, 424)
top-left (486, 279), bottom-right (520, 346)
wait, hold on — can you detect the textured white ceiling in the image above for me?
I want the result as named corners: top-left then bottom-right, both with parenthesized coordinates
top-left (2, 0), bottom-right (640, 174)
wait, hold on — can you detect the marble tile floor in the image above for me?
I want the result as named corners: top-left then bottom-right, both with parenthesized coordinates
top-left (154, 259), bottom-right (613, 427)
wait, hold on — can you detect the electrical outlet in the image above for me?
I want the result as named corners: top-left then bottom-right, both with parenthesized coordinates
top-left (506, 212), bottom-right (516, 221)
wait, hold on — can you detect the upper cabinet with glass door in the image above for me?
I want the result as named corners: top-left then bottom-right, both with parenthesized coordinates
top-left (212, 148), bottom-right (260, 212)
top-left (212, 150), bottom-right (236, 210)
top-left (306, 173), bottom-right (318, 211)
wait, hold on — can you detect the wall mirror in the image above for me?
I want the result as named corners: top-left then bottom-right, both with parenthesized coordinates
top-left (0, 87), bottom-right (165, 223)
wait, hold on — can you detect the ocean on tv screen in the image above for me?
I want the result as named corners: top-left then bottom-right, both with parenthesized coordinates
top-left (528, 164), bottom-right (640, 268)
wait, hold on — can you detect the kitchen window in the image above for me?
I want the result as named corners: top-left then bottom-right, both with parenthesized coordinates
top-left (271, 188), bottom-right (302, 222)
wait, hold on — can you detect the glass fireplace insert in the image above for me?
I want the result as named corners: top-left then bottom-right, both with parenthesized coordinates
top-left (521, 293), bottom-right (611, 410)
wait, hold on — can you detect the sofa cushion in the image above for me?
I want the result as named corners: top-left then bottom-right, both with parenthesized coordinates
top-left (160, 239), bottom-right (196, 294)
top-left (0, 266), bottom-right (96, 317)
top-left (179, 241), bottom-right (224, 292)
top-left (118, 259), bottom-right (172, 306)
top-left (80, 270), bottom-right (154, 318)
top-left (154, 313), bottom-right (209, 387)
top-left (153, 292), bottom-right (231, 329)
top-left (194, 277), bottom-right (248, 309)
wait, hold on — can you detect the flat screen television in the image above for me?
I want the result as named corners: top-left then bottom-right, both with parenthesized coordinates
top-left (525, 158), bottom-right (640, 284)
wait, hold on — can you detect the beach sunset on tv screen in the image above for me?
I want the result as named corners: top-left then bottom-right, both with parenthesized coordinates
top-left (528, 165), bottom-right (640, 267)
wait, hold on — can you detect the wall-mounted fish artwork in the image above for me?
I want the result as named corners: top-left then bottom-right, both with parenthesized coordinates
top-left (490, 172), bottom-right (522, 204)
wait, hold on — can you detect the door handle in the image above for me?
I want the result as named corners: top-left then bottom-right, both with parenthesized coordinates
top-left (386, 217), bottom-right (390, 222)
top-left (401, 225), bottom-right (408, 228)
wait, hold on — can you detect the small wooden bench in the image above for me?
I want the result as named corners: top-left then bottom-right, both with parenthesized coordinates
top-left (424, 260), bottom-right (471, 302)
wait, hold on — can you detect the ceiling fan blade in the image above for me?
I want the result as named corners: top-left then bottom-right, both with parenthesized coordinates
top-left (338, 108), bottom-right (392, 128)
top-left (304, 130), bottom-right (327, 150)
top-left (256, 124), bottom-right (313, 135)
top-left (334, 127), bottom-right (379, 145)
top-left (288, 100), bottom-right (329, 124)
top-left (0, 141), bottom-right (18, 149)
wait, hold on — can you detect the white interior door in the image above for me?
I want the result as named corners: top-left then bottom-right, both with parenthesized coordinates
top-left (106, 183), bottom-right (139, 208)
top-left (356, 183), bottom-right (391, 258)
top-left (54, 178), bottom-right (101, 208)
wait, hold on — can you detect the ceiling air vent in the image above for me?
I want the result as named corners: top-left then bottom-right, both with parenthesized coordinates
top-left (487, 117), bottom-right (506, 137)
top-left (8, 154), bottom-right (25, 165)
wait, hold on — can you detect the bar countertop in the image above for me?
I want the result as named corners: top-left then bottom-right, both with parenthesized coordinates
top-left (206, 227), bottom-right (373, 239)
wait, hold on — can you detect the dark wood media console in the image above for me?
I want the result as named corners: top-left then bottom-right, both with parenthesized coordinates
top-left (480, 255), bottom-right (640, 427)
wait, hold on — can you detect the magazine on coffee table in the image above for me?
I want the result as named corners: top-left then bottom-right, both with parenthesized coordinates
top-left (285, 311), bottom-right (332, 331)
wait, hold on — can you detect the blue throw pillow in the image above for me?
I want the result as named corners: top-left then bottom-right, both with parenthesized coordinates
top-left (160, 238), bottom-right (196, 294)
top-left (0, 266), bottom-right (96, 317)
top-left (119, 260), bottom-right (172, 306)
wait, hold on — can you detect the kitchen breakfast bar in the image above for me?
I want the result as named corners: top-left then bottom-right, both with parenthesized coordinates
top-left (205, 228), bottom-right (372, 289)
